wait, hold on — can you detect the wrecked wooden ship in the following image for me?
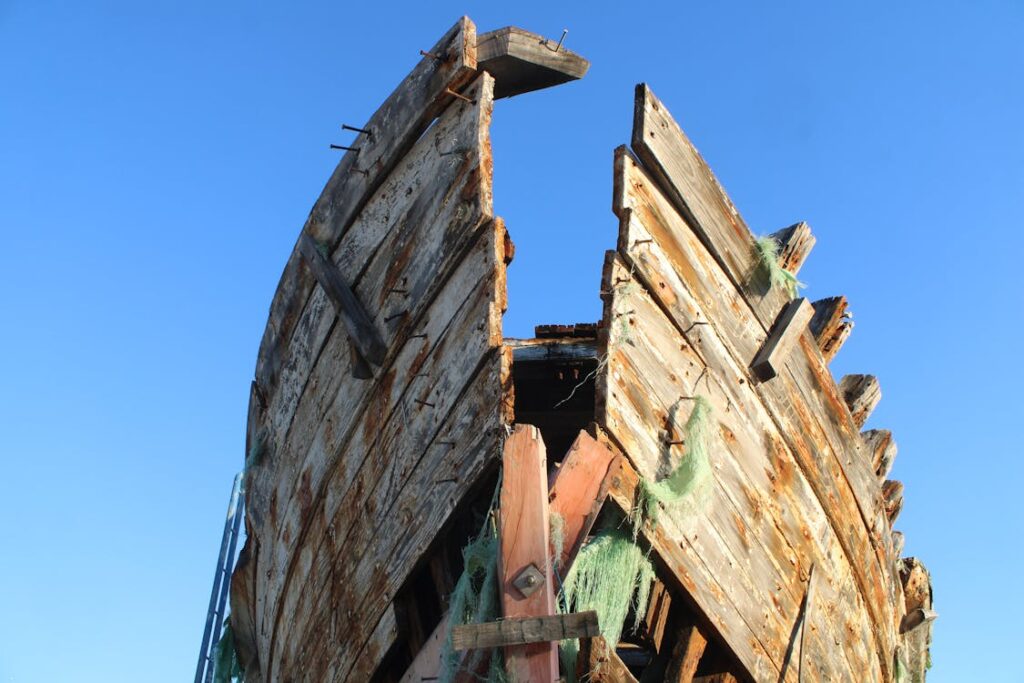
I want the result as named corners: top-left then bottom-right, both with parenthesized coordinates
top-left (227, 17), bottom-right (935, 683)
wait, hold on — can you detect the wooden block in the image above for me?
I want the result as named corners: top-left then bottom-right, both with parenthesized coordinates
top-left (547, 430), bottom-right (616, 570)
top-left (298, 232), bottom-right (387, 368)
top-left (862, 429), bottom-right (897, 480)
top-left (882, 480), bottom-right (904, 524)
top-left (477, 26), bottom-right (589, 98)
top-left (666, 622), bottom-right (708, 683)
top-left (640, 579), bottom-right (673, 654)
top-left (840, 374), bottom-right (882, 428)
top-left (576, 636), bottom-right (640, 683)
top-left (498, 424), bottom-right (559, 681)
top-left (749, 298), bottom-right (815, 382)
top-left (451, 611), bottom-right (599, 651)
top-left (809, 296), bottom-right (853, 363)
top-left (769, 221), bottom-right (816, 275)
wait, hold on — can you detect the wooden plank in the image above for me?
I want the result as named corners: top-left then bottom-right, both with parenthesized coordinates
top-left (547, 430), bottom-right (616, 570)
top-left (769, 222), bottom-right (816, 275)
top-left (271, 220), bottom-right (509, 679)
top-left (341, 604), bottom-right (399, 682)
top-left (750, 298), bottom-right (815, 382)
top-left (228, 540), bottom-right (259, 675)
top-left (576, 636), bottom-right (640, 683)
top-left (251, 73), bottom-right (498, 668)
top-left (451, 611), bottom-right (599, 650)
top-left (398, 614), bottom-right (447, 683)
top-left (862, 429), bottom-right (897, 480)
top-left (254, 16), bottom-right (478, 406)
top-left (839, 374), bottom-right (882, 429)
top-left (617, 124), bottom-right (899, 673)
top-left (498, 424), bottom-right (559, 682)
top-left (667, 622), bottom-right (708, 683)
top-left (506, 337), bottom-right (598, 362)
top-left (882, 480), bottom-right (904, 524)
top-left (809, 296), bottom-right (853, 363)
top-left (693, 674), bottom-right (738, 683)
top-left (640, 579), bottom-right (673, 653)
top-left (477, 26), bottom-right (589, 99)
top-left (297, 232), bottom-right (386, 368)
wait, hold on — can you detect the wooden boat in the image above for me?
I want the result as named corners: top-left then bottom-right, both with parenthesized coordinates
top-left (228, 17), bottom-right (933, 682)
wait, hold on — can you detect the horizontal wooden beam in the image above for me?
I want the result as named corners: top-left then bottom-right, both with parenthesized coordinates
top-left (750, 297), bottom-right (815, 382)
top-left (477, 26), bottom-right (589, 98)
top-left (769, 221), bottom-right (815, 275)
top-left (451, 611), bottom-right (599, 651)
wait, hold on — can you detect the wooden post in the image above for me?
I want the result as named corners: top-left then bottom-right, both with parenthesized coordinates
top-left (499, 424), bottom-right (559, 682)
top-left (666, 622), bottom-right (708, 683)
top-left (548, 430), bottom-right (616, 570)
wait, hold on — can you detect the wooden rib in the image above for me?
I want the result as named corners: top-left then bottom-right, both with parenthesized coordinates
top-left (547, 430), bottom-right (616, 569)
top-left (750, 297), bottom-right (815, 382)
top-left (576, 636), bottom-right (639, 683)
top-left (769, 221), bottom-right (816, 274)
top-left (254, 16), bottom-right (477, 404)
top-left (477, 26), bottom-right (589, 99)
top-left (451, 611), bottom-right (599, 650)
top-left (667, 622), bottom-right (708, 683)
top-left (640, 579), bottom-right (673, 654)
top-left (898, 558), bottom-right (934, 683)
top-left (398, 615), bottom-right (447, 683)
top-left (297, 232), bottom-right (387, 368)
top-left (839, 374), bottom-right (882, 429)
top-left (612, 148), bottom-right (886, 680)
top-left (882, 480), bottom-right (904, 525)
top-left (862, 429), bottom-right (897, 480)
top-left (809, 296), bottom-right (853, 363)
top-left (251, 73), bottom-right (497, 673)
top-left (498, 424), bottom-right (559, 682)
top-left (693, 674), bottom-right (738, 683)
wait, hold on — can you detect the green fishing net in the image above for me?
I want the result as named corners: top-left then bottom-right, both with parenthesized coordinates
top-left (755, 235), bottom-right (804, 299)
top-left (212, 621), bottom-right (244, 683)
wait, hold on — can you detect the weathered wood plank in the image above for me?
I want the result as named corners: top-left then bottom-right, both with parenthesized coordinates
top-left (341, 604), bottom-right (399, 682)
top-left (882, 480), bottom-right (904, 525)
top-left (617, 126), bottom-right (898, 673)
top-left (840, 374), bottom-right (882, 429)
top-left (640, 578), bottom-right (673, 654)
top-left (228, 540), bottom-right (259, 675)
top-left (477, 26), bottom-right (589, 99)
top-left (576, 636), bottom-right (640, 683)
top-left (769, 222), bottom-right (815, 275)
top-left (272, 219), bottom-right (509, 679)
top-left (693, 674), bottom-right (738, 683)
top-left (498, 424), bottom-right (559, 682)
top-left (251, 73), bottom-right (497, 667)
top-left (297, 232), bottom-right (387, 368)
top-left (254, 16), bottom-right (478, 406)
top-left (667, 622), bottom-right (708, 683)
top-left (547, 430), bottom-right (616, 570)
top-left (898, 558), bottom-right (934, 683)
top-left (809, 296), bottom-right (853, 363)
top-left (611, 150), bottom-right (884, 680)
top-left (398, 614), bottom-right (447, 683)
top-left (451, 611), bottom-right (599, 650)
top-left (750, 298), bottom-right (815, 382)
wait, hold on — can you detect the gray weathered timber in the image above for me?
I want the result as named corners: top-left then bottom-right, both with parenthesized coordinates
top-left (750, 298), bottom-right (815, 382)
top-left (863, 429), bottom-right (898, 480)
top-left (297, 232), bottom-right (387, 368)
top-left (899, 558), bottom-right (934, 683)
top-left (338, 604), bottom-right (398, 682)
top-left (612, 147), bottom-right (890, 679)
top-left (271, 220), bottom-right (509, 680)
top-left (506, 337), bottom-right (598, 362)
top-left (598, 254), bottom-right (861, 683)
top-left (809, 296), bottom-right (853, 363)
top-left (882, 480), bottom-right (904, 524)
top-left (626, 91), bottom-right (902, 659)
top-left (253, 17), bottom-right (478, 409)
top-left (451, 611), bottom-right (599, 650)
top-left (840, 374), bottom-right (882, 429)
top-left (477, 26), bottom-right (589, 98)
top-left (769, 221), bottom-right (816, 275)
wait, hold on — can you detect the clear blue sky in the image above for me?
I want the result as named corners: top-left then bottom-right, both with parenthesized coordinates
top-left (1, 2), bottom-right (1020, 681)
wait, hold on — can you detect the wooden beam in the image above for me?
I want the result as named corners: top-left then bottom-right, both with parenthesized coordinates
top-left (451, 611), bottom-right (599, 651)
top-left (297, 232), bottom-right (387, 368)
top-left (750, 297), bottom-right (815, 382)
top-left (576, 636), bottom-right (640, 683)
top-left (891, 531), bottom-right (905, 558)
top-left (839, 374), bottom-right (882, 428)
top-left (666, 622), bottom-right (708, 683)
top-left (693, 674), bottom-right (738, 683)
top-left (547, 430), bottom-right (616, 570)
top-left (882, 480), bottom-right (904, 524)
top-left (498, 424), bottom-right (559, 681)
top-left (640, 579), bottom-right (673, 654)
top-left (809, 296), bottom-right (853, 363)
top-left (769, 221), bottom-right (815, 274)
top-left (477, 26), bottom-right (589, 99)
top-left (898, 558), bottom-right (935, 682)
top-left (862, 429), bottom-right (897, 480)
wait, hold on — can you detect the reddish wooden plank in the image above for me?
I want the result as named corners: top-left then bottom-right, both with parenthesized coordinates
top-left (547, 430), bottom-right (616, 570)
top-left (498, 424), bottom-right (559, 682)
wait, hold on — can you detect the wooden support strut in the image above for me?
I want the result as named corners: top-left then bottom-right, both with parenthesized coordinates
top-left (297, 232), bottom-right (387, 369)
top-left (498, 424), bottom-right (559, 682)
top-left (750, 297), bottom-right (815, 382)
